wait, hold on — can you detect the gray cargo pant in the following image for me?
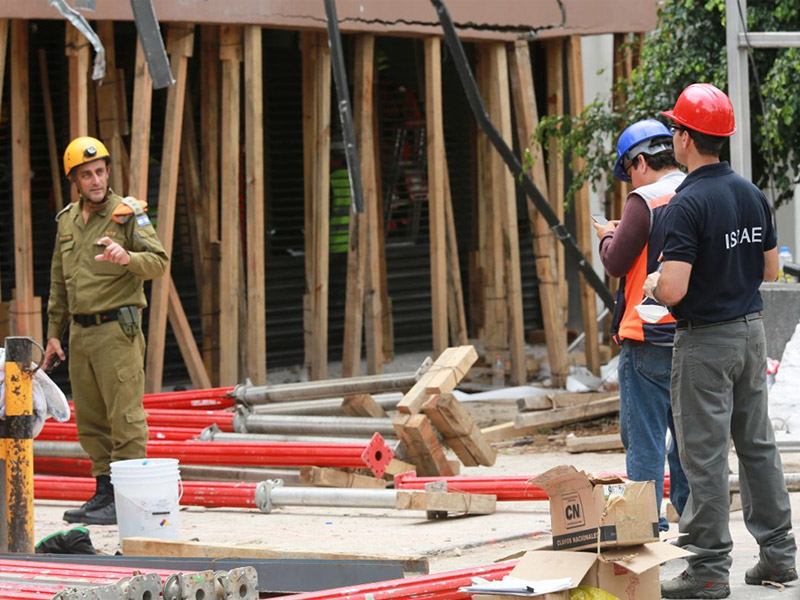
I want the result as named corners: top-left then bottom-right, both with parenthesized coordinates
top-left (671, 315), bottom-right (795, 582)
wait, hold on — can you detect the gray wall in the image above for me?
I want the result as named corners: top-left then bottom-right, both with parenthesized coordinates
top-left (761, 282), bottom-right (800, 360)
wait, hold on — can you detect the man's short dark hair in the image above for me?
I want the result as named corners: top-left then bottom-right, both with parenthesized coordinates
top-left (685, 128), bottom-right (726, 156)
top-left (642, 149), bottom-right (680, 172)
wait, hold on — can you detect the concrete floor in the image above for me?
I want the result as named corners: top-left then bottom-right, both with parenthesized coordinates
top-left (32, 447), bottom-right (800, 598)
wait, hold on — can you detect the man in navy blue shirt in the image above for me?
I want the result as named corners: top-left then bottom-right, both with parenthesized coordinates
top-left (644, 83), bottom-right (796, 599)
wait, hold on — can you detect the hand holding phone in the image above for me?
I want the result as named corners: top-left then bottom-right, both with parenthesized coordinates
top-left (591, 214), bottom-right (609, 226)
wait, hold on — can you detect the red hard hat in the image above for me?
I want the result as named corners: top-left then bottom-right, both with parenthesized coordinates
top-left (661, 83), bottom-right (736, 136)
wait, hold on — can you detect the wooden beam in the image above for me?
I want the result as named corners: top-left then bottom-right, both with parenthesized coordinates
top-left (397, 344), bottom-right (477, 415)
top-left (37, 49), bottom-right (63, 211)
top-left (95, 22), bottom-right (125, 193)
top-left (11, 20), bottom-right (37, 338)
top-left (299, 466), bottom-right (387, 489)
top-left (507, 40), bottom-right (569, 388)
top-left (301, 32), bottom-right (331, 380)
top-left (373, 103), bottom-right (394, 363)
top-left (65, 23), bottom-right (88, 139)
top-left (167, 280), bottom-right (212, 389)
top-left (144, 24), bottom-right (195, 393)
top-left (443, 155), bottom-right (468, 346)
top-left (340, 394), bottom-right (387, 418)
top-left (514, 395), bottom-right (619, 429)
top-left (128, 39), bottom-right (153, 202)
top-left (244, 25), bottom-right (267, 385)
top-left (566, 433), bottom-right (623, 454)
top-left (545, 39), bottom-right (567, 323)
top-left (392, 413), bottom-right (454, 477)
top-left (475, 45), bottom-right (506, 363)
top-left (200, 25), bottom-right (221, 384)
top-left (421, 392), bottom-right (496, 467)
top-left (566, 36), bottom-right (601, 376)
top-left (217, 25), bottom-right (243, 386)
top-left (424, 37), bottom-right (448, 356)
top-left (122, 538), bottom-right (428, 569)
top-left (65, 23), bottom-right (89, 204)
top-left (396, 490), bottom-right (496, 516)
top-left (486, 43), bottom-right (526, 385)
top-left (359, 35), bottom-right (384, 376)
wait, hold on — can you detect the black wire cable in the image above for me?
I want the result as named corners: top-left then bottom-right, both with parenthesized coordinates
top-left (429, 0), bottom-right (615, 311)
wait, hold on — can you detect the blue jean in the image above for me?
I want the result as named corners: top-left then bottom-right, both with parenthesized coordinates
top-left (618, 340), bottom-right (689, 530)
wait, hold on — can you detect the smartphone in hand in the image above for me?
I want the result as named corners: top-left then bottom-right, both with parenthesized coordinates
top-left (591, 214), bottom-right (609, 226)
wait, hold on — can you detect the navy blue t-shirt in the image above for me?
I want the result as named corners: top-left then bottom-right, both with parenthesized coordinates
top-left (662, 162), bottom-right (777, 323)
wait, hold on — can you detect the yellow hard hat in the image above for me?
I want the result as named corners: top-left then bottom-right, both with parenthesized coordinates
top-left (63, 136), bottom-right (110, 176)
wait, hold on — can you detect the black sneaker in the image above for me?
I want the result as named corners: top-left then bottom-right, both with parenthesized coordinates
top-left (745, 561), bottom-right (798, 586)
top-left (661, 570), bottom-right (730, 599)
top-left (81, 501), bottom-right (117, 526)
top-left (63, 475), bottom-right (114, 523)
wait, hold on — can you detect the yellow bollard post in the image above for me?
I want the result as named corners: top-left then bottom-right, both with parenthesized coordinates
top-left (3, 336), bottom-right (35, 552)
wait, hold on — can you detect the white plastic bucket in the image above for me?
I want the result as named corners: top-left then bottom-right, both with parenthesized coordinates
top-left (110, 458), bottom-right (182, 543)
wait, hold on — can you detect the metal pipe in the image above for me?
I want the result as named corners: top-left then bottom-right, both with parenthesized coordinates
top-left (201, 426), bottom-right (402, 449)
top-left (33, 434), bottom-right (395, 477)
top-left (141, 386), bottom-right (236, 410)
top-left (178, 465), bottom-right (301, 484)
top-left (38, 422), bottom-right (204, 442)
top-left (255, 480), bottom-right (398, 512)
top-left (236, 364), bottom-right (429, 405)
top-left (234, 412), bottom-right (396, 437)
top-left (250, 393), bottom-right (402, 416)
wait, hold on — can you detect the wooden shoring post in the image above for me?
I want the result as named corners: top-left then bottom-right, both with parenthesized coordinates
top-left (65, 23), bottom-right (89, 204)
top-left (200, 25), bottom-right (221, 384)
top-left (301, 32), bottom-right (331, 380)
top-left (470, 54), bottom-right (488, 341)
top-left (95, 22), bottom-right (125, 193)
top-left (476, 45), bottom-right (507, 361)
top-left (38, 49), bottom-right (64, 211)
top-left (128, 38), bottom-right (152, 202)
top-left (443, 158), bottom-right (468, 346)
top-left (373, 106), bottom-right (394, 362)
top-left (566, 36), bottom-right (601, 375)
top-left (244, 25), bottom-right (267, 385)
top-left (424, 37), bottom-right (448, 356)
top-left (485, 43), bottom-right (525, 385)
top-left (545, 39), bottom-right (567, 323)
top-left (144, 24), bottom-right (195, 393)
top-left (218, 25), bottom-right (243, 386)
top-left (359, 35), bottom-right (384, 376)
top-left (508, 40), bottom-right (568, 388)
top-left (167, 281), bottom-right (212, 389)
top-left (11, 20), bottom-right (37, 338)
top-left (0, 19), bottom-right (9, 298)
top-left (341, 35), bottom-right (370, 378)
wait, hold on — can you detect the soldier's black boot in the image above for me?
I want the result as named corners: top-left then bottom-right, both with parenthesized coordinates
top-left (63, 474), bottom-right (113, 523)
top-left (82, 501), bottom-right (117, 525)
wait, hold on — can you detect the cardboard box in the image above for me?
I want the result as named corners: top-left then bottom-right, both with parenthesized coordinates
top-left (472, 542), bottom-right (692, 600)
top-left (531, 465), bottom-right (659, 551)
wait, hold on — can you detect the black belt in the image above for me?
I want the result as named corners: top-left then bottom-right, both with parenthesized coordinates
top-left (675, 311), bottom-right (762, 331)
top-left (73, 311), bottom-right (118, 327)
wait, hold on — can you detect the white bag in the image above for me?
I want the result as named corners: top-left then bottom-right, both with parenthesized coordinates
top-left (0, 348), bottom-right (71, 438)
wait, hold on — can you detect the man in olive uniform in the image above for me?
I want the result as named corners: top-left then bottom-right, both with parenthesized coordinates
top-left (43, 136), bottom-right (169, 525)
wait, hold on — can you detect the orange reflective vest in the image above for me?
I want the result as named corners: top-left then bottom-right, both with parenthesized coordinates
top-left (611, 172), bottom-right (685, 345)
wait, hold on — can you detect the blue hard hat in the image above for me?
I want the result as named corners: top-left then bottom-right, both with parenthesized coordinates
top-left (613, 119), bottom-right (674, 183)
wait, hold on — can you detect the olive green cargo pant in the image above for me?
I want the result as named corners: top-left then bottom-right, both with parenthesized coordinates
top-left (68, 319), bottom-right (148, 477)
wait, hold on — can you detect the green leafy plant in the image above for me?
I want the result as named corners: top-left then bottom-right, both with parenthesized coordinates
top-left (533, 0), bottom-right (800, 208)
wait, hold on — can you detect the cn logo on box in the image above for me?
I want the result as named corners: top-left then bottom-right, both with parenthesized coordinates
top-left (563, 492), bottom-right (585, 529)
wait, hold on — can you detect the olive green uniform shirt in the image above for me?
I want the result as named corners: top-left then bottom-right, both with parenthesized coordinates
top-left (47, 193), bottom-right (169, 339)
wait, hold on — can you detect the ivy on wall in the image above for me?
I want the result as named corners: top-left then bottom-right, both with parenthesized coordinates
top-left (533, 0), bottom-right (800, 208)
